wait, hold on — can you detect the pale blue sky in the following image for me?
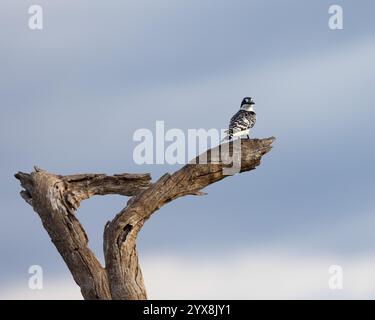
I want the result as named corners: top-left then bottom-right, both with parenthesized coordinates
top-left (1, 0), bottom-right (375, 298)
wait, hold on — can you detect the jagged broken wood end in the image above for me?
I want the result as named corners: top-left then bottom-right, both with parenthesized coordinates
top-left (14, 136), bottom-right (275, 300)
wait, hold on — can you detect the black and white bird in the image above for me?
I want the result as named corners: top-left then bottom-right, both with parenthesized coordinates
top-left (225, 97), bottom-right (257, 140)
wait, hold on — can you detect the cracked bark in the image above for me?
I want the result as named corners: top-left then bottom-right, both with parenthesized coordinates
top-left (15, 137), bottom-right (275, 300)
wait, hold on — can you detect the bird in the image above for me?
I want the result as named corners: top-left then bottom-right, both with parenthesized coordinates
top-left (225, 97), bottom-right (257, 140)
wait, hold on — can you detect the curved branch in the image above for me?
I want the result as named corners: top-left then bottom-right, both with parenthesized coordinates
top-left (103, 137), bottom-right (275, 299)
top-left (15, 137), bottom-right (275, 300)
top-left (15, 169), bottom-right (152, 299)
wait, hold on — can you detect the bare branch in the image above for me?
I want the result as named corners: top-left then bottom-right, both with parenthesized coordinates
top-left (103, 137), bottom-right (275, 299)
top-left (15, 170), bottom-right (152, 299)
top-left (15, 137), bottom-right (275, 300)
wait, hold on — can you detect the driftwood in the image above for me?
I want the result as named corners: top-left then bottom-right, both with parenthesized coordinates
top-left (15, 137), bottom-right (275, 299)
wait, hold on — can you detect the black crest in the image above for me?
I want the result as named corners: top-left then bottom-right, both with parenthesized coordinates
top-left (241, 97), bottom-right (255, 106)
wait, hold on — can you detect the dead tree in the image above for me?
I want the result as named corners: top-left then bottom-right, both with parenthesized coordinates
top-left (15, 137), bottom-right (275, 300)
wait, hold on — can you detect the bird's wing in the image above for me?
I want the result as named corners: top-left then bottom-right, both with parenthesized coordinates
top-left (228, 111), bottom-right (256, 135)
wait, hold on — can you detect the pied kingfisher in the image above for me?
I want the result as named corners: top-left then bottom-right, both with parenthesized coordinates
top-left (225, 97), bottom-right (256, 140)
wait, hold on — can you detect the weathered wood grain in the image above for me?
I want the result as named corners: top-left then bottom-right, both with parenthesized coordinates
top-left (15, 137), bottom-right (275, 300)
